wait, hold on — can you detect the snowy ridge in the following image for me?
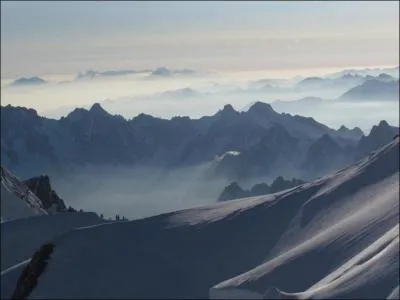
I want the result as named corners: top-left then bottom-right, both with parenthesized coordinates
top-left (11, 138), bottom-right (400, 299)
top-left (211, 137), bottom-right (399, 299)
top-left (1, 166), bottom-right (47, 222)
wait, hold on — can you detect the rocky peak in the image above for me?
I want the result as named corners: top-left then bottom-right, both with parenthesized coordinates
top-left (247, 101), bottom-right (275, 115)
top-left (217, 182), bottom-right (246, 202)
top-left (222, 104), bottom-right (235, 113)
top-left (24, 175), bottom-right (67, 212)
top-left (216, 104), bottom-right (239, 119)
top-left (354, 120), bottom-right (398, 161)
top-left (89, 103), bottom-right (109, 115)
top-left (369, 120), bottom-right (392, 137)
top-left (1, 105), bottom-right (39, 118)
top-left (337, 125), bottom-right (363, 140)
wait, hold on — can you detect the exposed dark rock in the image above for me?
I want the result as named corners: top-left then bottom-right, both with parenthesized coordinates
top-left (354, 121), bottom-right (399, 161)
top-left (11, 243), bottom-right (55, 300)
top-left (24, 175), bottom-right (67, 212)
top-left (218, 176), bottom-right (306, 202)
top-left (217, 182), bottom-right (248, 202)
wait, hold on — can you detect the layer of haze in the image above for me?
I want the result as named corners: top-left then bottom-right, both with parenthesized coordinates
top-left (49, 165), bottom-right (229, 220)
top-left (1, 68), bottom-right (398, 133)
top-left (1, 1), bottom-right (399, 77)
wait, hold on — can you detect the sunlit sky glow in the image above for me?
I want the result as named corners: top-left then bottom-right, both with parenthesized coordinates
top-left (1, 1), bottom-right (399, 78)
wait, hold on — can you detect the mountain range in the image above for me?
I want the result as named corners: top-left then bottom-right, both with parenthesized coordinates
top-left (1, 102), bottom-right (398, 181)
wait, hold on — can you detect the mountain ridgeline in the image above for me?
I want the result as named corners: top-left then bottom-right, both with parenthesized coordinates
top-left (218, 176), bottom-right (306, 202)
top-left (1, 102), bottom-right (398, 182)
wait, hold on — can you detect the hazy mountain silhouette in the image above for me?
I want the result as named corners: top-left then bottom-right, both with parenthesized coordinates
top-left (339, 79), bottom-right (399, 101)
top-left (218, 176), bottom-right (306, 202)
top-left (354, 120), bottom-right (399, 161)
top-left (76, 69), bottom-right (150, 80)
top-left (1, 103), bottom-right (397, 181)
top-left (10, 77), bottom-right (46, 87)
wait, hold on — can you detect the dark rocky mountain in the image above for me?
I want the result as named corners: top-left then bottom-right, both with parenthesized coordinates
top-left (218, 176), bottom-right (306, 202)
top-left (10, 76), bottom-right (46, 87)
top-left (338, 79), bottom-right (399, 101)
top-left (23, 175), bottom-right (72, 212)
top-left (217, 182), bottom-right (249, 202)
top-left (1, 103), bottom-right (396, 181)
top-left (354, 120), bottom-right (399, 161)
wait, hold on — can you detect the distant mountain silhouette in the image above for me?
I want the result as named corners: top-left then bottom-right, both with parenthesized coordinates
top-left (10, 76), bottom-right (46, 86)
top-left (149, 67), bottom-right (196, 77)
top-left (338, 79), bottom-right (399, 101)
top-left (326, 66), bottom-right (399, 78)
top-left (295, 74), bottom-right (365, 90)
top-left (218, 176), bottom-right (306, 202)
top-left (76, 69), bottom-right (149, 80)
top-left (354, 120), bottom-right (399, 161)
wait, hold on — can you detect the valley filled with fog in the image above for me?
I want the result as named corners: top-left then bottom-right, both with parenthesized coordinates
top-left (2, 66), bottom-right (399, 220)
top-left (48, 165), bottom-right (229, 220)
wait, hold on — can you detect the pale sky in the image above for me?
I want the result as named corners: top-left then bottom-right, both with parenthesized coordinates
top-left (1, 1), bottom-right (399, 78)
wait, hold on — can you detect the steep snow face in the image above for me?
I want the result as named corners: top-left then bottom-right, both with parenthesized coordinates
top-left (23, 138), bottom-right (399, 299)
top-left (1, 167), bottom-right (47, 222)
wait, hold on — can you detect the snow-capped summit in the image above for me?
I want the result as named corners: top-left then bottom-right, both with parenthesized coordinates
top-left (10, 137), bottom-right (398, 299)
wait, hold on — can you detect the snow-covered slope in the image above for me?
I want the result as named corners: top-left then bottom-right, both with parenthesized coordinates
top-left (1, 212), bottom-right (107, 299)
top-left (1, 167), bottom-right (108, 299)
top-left (1, 166), bottom-right (47, 222)
top-left (12, 138), bottom-right (399, 299)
